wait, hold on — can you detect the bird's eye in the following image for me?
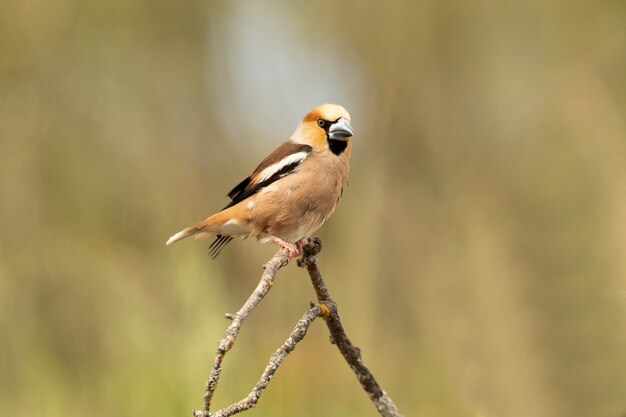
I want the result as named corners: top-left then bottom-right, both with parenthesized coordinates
top-left (317, 119), bottom-right (326, 128)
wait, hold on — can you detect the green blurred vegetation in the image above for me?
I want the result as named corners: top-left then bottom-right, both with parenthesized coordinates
top-left (1, 1), bottom-right (625, 416)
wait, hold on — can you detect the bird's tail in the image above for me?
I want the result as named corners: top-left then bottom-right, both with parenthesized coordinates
top-left (166, 214), bottom-right (224, 246)
top-left (166, 225), bottom-right (203, 246)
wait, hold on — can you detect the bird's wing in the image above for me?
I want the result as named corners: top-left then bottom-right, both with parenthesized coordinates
top-left (209, 141), bottom-right (312, 258)
top-left (223, 141), bottom-right (312, 209)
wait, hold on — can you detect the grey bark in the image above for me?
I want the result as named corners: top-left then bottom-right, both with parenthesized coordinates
top-left (193, 238), bottom-right (403, 417)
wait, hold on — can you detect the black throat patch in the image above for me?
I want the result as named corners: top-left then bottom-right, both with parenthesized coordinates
top-left (328, 139), bottom-right (348, 155)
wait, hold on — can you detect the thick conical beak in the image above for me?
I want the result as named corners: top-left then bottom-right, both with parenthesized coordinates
top-left (328, 118), bottom-right (354, 141)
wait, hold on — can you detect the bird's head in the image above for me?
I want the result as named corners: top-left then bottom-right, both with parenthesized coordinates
top-left (291, 104), bottom-right (354, 155)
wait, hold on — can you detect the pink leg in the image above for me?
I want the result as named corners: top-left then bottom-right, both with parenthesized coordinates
top-left (268, 235), bottom-right (302, 258)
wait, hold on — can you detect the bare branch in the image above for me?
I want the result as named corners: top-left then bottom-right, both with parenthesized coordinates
top-left (298, 237), bottom-right (404, 417)
top-left (200, 249), bottom-right (290, 412)
top-left (192, 238), bottom-right (403, 417)
top-left (194, 306), bottom-right (322, 417)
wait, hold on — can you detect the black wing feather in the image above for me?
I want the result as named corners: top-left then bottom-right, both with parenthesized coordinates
top-left (227, 177), bottom-right (251, 200)
top-left (222, 160), bottom-right (301, 210)
top-left (208, 235), bottom-right (233, 259)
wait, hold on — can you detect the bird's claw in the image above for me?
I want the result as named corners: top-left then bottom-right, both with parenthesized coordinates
top-left (269, 235), bottom-right (303, 259)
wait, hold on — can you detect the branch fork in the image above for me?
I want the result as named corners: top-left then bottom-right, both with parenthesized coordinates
top-left (193, 238), bottom-right (403, 417)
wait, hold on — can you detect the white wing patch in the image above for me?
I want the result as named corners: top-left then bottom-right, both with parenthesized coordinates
top-left (256, 151), bottom-right (308, 183)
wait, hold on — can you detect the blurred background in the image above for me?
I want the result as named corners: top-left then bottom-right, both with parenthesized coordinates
top-left (1, 0), bottom-right (625, 416)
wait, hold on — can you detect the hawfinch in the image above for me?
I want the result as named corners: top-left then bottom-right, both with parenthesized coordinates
top-left (166, 103), bottom-right (354, 258)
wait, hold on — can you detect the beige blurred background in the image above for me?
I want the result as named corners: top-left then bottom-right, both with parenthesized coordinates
top-left (1, 1), bottom-right (625, 416)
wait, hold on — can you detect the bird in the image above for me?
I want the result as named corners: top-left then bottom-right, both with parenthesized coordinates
top-left (166, 103), bottom-right (354, 259)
